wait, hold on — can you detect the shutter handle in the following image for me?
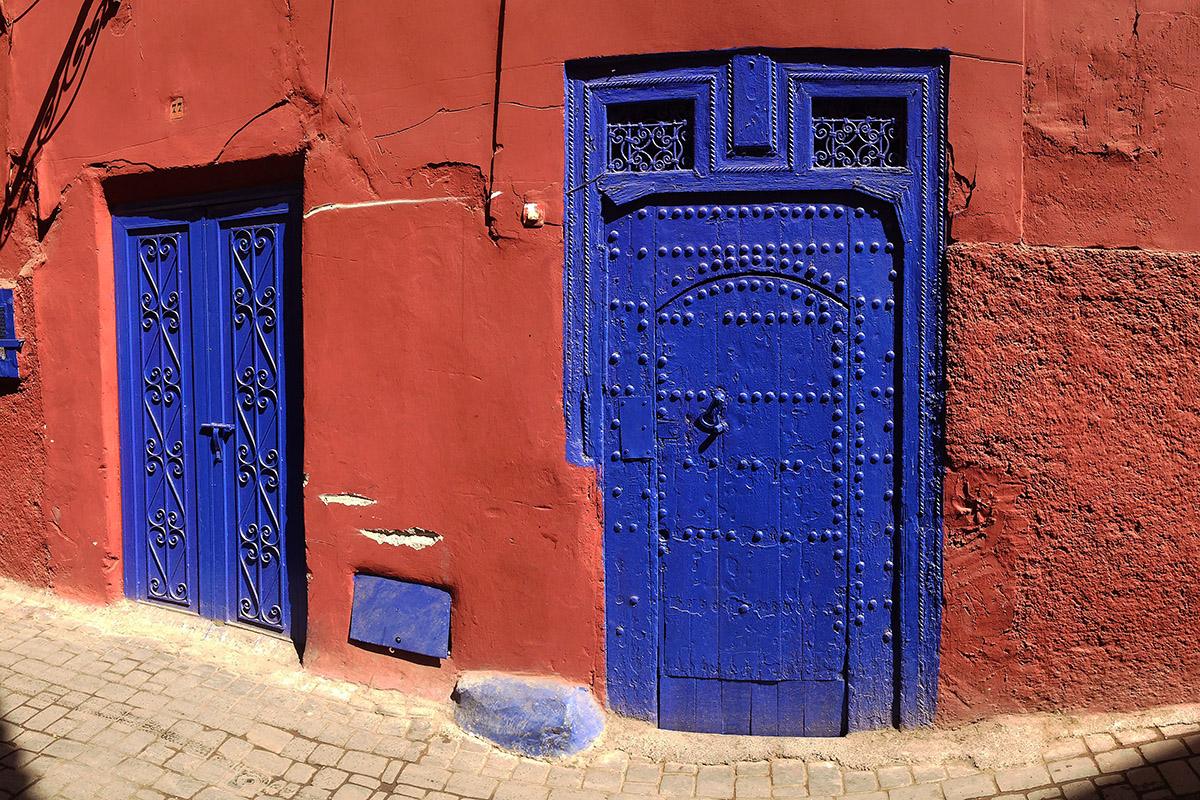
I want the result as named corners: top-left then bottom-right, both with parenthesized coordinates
top-left (198, 423), bottom-right (235, 462)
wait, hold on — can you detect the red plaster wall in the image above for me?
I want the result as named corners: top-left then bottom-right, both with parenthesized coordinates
top-left (941, 243), bottom-right (1200, 721)
top-left (0, 0), bottom-right (1195, 723)
top-left (0, 277), bottom-right (49, 588)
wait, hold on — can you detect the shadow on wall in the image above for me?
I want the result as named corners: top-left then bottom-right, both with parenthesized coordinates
top-left (0, 0), bottom-right (120, 247)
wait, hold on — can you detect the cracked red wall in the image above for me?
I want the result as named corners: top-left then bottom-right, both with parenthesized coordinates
top-left (0, 0), bottom-right (1193, 722)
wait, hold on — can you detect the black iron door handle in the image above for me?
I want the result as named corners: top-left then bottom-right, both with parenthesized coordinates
top-left (695, 390), bottom-right (729, 436)
top-left (198, 423), bottom-right (234, 461)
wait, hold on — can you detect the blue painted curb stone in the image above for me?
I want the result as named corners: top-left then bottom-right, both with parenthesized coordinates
top-left (453, 673), bottom-right (604, 757)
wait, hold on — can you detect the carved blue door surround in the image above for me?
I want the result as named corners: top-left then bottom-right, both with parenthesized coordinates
top-left (114, 190), bottom-right (300, 637)
top-left (565, 55), bottom-right (945, 734)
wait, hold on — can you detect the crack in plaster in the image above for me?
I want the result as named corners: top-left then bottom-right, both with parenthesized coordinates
top-left (360, 527), bottom-right (442, 550)
top-left (318, 493), bottom-right (376, 506)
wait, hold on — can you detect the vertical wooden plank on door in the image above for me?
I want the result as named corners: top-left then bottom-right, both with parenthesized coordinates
top-left (605, 209), bottom-right (656, 719)
top-left (657, 203), bottom-right (721, 729)
top-left (846, 207), bottom-right (899, 729)
top-left (122, 223), bottom-right (201, 612)
top-left (217, 209), bottom-right (292, 634)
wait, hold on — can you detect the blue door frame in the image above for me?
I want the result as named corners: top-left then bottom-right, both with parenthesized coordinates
top-left (565, 55), bottom-right (945, 733)
top-left (114, 188), bottom-right (302, 637)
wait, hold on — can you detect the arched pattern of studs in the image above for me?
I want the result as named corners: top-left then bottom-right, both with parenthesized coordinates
top-left (604, 201), bottom-right (899, 724)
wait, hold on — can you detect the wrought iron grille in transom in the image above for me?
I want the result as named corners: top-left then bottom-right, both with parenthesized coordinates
top-left (606, 100), bottom-right (694, 173)
top-left (811, 97), bottom-right (907, 169)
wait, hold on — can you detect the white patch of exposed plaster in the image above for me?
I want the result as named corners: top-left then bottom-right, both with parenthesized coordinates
top-left (361, 527), bottom-right (443, 550)
top-left (303, 196), bottom-right (474, 218)
top-left (319, 493), bottom-right (377, 507)
top-left (490, 191), bottom-right (503, 199)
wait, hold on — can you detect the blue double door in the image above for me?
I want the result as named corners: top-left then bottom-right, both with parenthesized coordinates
top-left (115, 195), bottom-right (298, 636)
top-left (605, 198), bottom-right (899, 735)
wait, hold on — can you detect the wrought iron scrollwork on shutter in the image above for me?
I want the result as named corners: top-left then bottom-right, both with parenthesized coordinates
top-left (606, 100), bottom-right (694, 173)
top-left (811, 97), bottom-right (907, 169)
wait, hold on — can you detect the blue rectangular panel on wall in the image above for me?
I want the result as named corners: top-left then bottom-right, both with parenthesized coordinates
top-left (0, 288), bottom-right (24, 380)
top-left (350, 574), bottom-right (452, 659)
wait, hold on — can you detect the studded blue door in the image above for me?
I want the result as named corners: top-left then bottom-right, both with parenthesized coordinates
top-left (607, 201), bottom-right (899, 735)
top-left (115, 195), bottom-right (298, 636)
top-left (567, 58), bottom-right (945, 734)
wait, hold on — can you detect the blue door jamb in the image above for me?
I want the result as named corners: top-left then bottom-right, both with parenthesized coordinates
top-left (564, 55), bottom-right (946, 730)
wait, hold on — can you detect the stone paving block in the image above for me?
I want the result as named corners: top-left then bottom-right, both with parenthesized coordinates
top-left (877, 765), bottom-right (914, 789)
top-left (734, 774), bottom-right (771, 797)
top-left (449, 749), bottom-right (487, 773)
top-left (546, 764), bottom-right (585, 788)
top-left (444, 772), bottom-right (500, 798)
top-left (1028, 789), bottom-right (1064, 799)
top-left (582, 768), bottom-right (624, 792)
top-left (845, 769), bottom-right (878, 792)
top-left (1044, 740), bottom-right (1090, 761)
top-left (912, 765), bottom-right (946, 784)
top-left (398, 762), bottom-right (451, 790)
top-left (738, 760), bottom-right (770, 775)
top-left (494, 781), bottom-right (551, 800)
top-left (624, 762), bottom-right (662, 784)
top-left (313, 767), bottom-right (350, 789)
top-left (1113, 728), bottom-right (1158, 747)
top-left (348, 773), bottom-right (381, 789)
top-left (331, 785), bottom-right (373, 800)
top-left (1084, 734), bottom-right (1117, 753)
top-left (339, 750), bottom-right (388, 778)
top-left (1140, 738), bottom-right (1189, 763)
top-left (942, 773), bottom-right (997, 800)
top-left (996, 764), bottom-right (1053, 791)
top-left (1061, 780), bottom-right (1099, 799)
top-left (887, 784), bottom-right (945, 800)
top-left (1048, 757), bottom-right (1099, 783)
top-left (547, 789), bottom-right (608, 800)
top-left (1158, 758), bottom-right (1200, 795)
top-left (247, 722), bottom-right (294, 753)
top-left (243, 748), bottom-right (291, 776)
top-left (808, 761), bottom-right (842, 795)
top-left (218, 737), bottom-right (255, 763)
top-left (310, 742), bottom-right (347, 767)
top-left (771, 759), bottom-right (806, 785)
top-left (697, 764), bottom-right (735, 798)
top-left (152, 770), bottom-right (206, 799)
top-left (346, 731), bottom-right (382, 753)
top-left (1094, 748), bottom-right (1143, 773)
top-left (660, 772), bottom-right (695, 795)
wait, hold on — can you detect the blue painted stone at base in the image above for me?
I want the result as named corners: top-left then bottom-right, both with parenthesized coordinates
top-left (453, 673), bottom-right (604, 757)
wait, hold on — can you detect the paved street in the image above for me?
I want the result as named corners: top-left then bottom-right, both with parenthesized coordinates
top-left (1, 580), bottom-right (1199, 800)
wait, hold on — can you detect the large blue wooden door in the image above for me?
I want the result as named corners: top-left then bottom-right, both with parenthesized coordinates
top-left (567, 57), bottom-right (945, 735)
top-left (608, 201), bottom-right (899, 735)
top-left (115, 194), bottom-right (298, 636)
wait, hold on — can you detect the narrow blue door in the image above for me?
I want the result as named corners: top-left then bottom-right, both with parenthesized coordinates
top-left (115, 194), bottom-right (297, 636)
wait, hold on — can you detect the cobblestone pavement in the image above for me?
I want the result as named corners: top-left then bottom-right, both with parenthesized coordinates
top-left (1, 583), bottom-right (1200, 800)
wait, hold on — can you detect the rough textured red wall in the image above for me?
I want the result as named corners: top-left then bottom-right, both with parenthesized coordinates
top-left (940, 243), bottom-right (1200, 721)
top-left (0, 0), bottom-right (1195, 722)
top-left (0, 276), bottom-right (49, 588)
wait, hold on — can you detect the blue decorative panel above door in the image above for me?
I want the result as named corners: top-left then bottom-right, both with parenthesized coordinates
top-left (565, 55), bottom-right (945, 735)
